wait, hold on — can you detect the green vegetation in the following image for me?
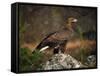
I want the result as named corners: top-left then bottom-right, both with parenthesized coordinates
top-left (79, 48), bottom-right (88, 64)
top-left (76, 26), bottom-right (83, 38)
top-left (76, 26), bottom-right (87, 64)
top-left (19, 48), bottom-right (44, 71)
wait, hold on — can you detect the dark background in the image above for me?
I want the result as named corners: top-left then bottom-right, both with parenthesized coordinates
top-left (19, 4), bottom-right (97, 50)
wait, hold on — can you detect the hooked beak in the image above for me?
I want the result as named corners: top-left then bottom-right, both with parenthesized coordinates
top-left (72, 19), bottom-right (78, 23)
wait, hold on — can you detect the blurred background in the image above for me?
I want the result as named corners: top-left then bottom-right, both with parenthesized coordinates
top-left (19, 4), bottom-right (97, 71)
top-left (19, 4), bottom-right (97, 48)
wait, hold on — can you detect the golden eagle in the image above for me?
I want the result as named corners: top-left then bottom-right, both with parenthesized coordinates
top-left (32, 17), bottom-right (78, 54)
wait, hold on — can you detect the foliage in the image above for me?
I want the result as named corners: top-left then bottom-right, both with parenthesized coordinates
top-left (76, 26), bottom-right (87, 64)
top-left (19, 48), bottom-right (44, 71)
top-left (30, 50), bottom-right (45, 70)
top-left (76, 26), bottom-right (83, 39)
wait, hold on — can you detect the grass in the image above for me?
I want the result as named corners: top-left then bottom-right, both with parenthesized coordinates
top-left (76, 26), bottom-right (96, 67)
top-left (19, 47), bottom-right (45, 71)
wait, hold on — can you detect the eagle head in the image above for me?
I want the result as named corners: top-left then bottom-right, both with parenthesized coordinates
top-left (67, 17), bottom-right (78, 30)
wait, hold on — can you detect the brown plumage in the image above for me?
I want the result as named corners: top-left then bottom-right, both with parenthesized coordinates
top-left (32, 17), bottom-right (78, 54)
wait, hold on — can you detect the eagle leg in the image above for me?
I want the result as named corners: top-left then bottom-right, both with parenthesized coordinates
top-left (53, 44), bottom-right (65, 54)
top-left (53, 40), bottom-right (67, 54)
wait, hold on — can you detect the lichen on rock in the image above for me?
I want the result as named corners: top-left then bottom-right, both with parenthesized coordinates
top-left (41, 53), bottom-right (84, 70)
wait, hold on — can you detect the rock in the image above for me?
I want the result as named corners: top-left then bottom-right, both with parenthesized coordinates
top-left (86, 55), bottom-right (96, 67)
top-left (41, 53), bottom-right (84, 70)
